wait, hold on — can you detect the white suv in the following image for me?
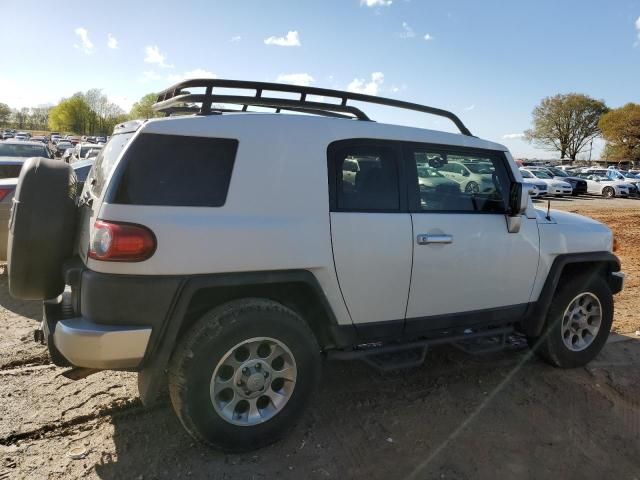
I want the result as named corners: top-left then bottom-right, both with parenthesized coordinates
top-left (8, 79), bottom-right (624, 452)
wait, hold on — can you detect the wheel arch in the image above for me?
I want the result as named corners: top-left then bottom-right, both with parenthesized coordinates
top-left (521, 251), bottom-right (620, 338)
top-left (138, 270), bottom-right (352, 405)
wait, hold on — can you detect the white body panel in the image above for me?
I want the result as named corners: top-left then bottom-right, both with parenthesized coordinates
top-left (85, 115), bottom-right (508, 327)
top-left (79, 113), bottom-right (616, 331)
top-left (581, 178), bottom-right (630, 196)
top-left (407, 214), bottom-right (539, 317)
top-left (330, 213), bottom-right (413, 324)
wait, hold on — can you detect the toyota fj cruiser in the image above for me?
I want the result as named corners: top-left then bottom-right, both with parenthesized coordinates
top-left (8, 79), bottom-right (624, 452)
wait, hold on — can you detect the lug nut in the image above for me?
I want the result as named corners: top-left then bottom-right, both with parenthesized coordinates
top-left (236, 380), bottom-right (242, 386)
top-left (255, 363), bottom-right (261, 370)
top-left (264, 372), bottom-right (269, 378)
top-left (242, 367), bottom-right (248, 374)
top-left (245, 390), bottom-right (251, 395)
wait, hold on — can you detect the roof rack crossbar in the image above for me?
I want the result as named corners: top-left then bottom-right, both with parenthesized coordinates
top-left (153, 79), bottom-right (472, 135)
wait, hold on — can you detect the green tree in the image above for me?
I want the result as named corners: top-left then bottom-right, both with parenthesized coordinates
top-left (525, 93), bottom-right (608, 161)
top-left (0, 103), bottom-right (10, 126)
top-left (49, 94), bottom-right (93, 134)
top-left (129, 93), bottom-right (163, 120)
top-left (599, 103), bottom-right (640, 163)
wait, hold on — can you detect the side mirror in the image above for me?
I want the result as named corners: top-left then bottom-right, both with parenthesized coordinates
top-left (506, 182), bottom-right (528, 233)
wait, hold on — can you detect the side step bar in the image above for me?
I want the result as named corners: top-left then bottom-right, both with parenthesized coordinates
top-left (326, 326), bottom-right (514, 372)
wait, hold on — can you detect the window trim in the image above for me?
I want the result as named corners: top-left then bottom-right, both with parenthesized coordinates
top-left (402, 142), bottom-right (513, 215)
top-left (327, 139), bottom-right (408, 213)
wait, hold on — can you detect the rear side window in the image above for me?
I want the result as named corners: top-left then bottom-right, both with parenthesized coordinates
top-left (0, 164), bottom-right (23, 179)
top-left (91, 133), bottom-right (135, 197)
top-left (332, 146), bottom-right (400, 211)
top-left (112, 133), bottom-right (238, 207)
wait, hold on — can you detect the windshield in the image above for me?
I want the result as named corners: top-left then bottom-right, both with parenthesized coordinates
top-left (532, 170), bottom-right (552, 179)
top-left (465, 163), bottom-right (494, 174)
top-left (548, 167), bottom-right (567, 177)
top-left (0, 143), bottom-right (47, 157)
top-left (89, 132), bottom-right (134, 197)
top-left (621, 171), bottom-right (638, 178)
top-left (520, 170), bottom-right (534, 178)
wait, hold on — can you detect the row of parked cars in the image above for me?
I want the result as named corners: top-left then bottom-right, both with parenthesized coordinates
top-left (519, 165), bottom-right (640, 198)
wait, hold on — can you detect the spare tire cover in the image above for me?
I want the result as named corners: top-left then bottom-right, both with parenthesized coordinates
top-left (8, 157), bottom-right (78, 300)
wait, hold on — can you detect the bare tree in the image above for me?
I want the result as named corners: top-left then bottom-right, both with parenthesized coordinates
top-left (525, 93), bottom-right (608, 161)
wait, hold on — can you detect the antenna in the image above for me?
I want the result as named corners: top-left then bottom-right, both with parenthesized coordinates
top-left (546, 199), bottom-right (551, 221)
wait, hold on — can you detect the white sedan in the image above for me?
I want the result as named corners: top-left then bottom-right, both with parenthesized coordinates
top-left (520, 168), bottom-right (572, 196)
top-left (576, 174), bottom-right (631, 198)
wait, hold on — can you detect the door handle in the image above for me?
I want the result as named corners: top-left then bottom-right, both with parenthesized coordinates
top-left (417, 234), bottom-right (453, 245)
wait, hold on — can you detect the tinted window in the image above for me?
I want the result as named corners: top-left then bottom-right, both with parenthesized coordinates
top-left (90, 132), bottom-right (134, 197)
top-left (411, 150), bottom-right (509, 213)
top-left (335, 146), bottom-right (399, 211)
top-left (0, 164), bottom-right (23, 179)
top-left (113, 133), bottom-right (238, 207)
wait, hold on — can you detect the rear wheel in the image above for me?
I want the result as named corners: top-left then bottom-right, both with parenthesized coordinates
top-left (168, 298), bottom-right (321, 452)
top-left (528, 275), bottom-right (613, 368)
top-left (602, 186), bottom-right (615, 198)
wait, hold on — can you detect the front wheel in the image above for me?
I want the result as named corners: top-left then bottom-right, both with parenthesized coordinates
top-left (168, 298), bottom-right (321, 452)
top-left (528, 275), bottom-right (613, 368)
top-left (602, 187), bottom-right (615, 198)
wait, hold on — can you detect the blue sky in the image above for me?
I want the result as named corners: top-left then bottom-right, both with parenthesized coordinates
top-left (1, 0), bottom-right (639, 158)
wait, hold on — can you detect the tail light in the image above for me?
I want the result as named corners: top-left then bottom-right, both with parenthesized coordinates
top-left (0, 187), bottom-right (15, 202)
top-left (89, 220), bottom-right (156, 262)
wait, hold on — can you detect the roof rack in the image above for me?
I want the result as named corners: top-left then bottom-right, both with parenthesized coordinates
top-left (153, 78), bottom-right (473, 136)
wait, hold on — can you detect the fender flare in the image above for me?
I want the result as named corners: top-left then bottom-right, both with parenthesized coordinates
top-left (521, 251), bottom-right (620, 338)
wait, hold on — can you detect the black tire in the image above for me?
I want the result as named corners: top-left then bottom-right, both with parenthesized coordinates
top-left (602, 187), bottom-right (615, 198)
top-left (8, 157), bottom-right (78, 300)
top-left (528, 275), bottom-right (613, 368)
top-left (168, 298), bottom-right (321, 452)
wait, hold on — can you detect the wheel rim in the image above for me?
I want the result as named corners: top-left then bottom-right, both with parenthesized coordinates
top-left (210, 337), bottom-right (297, 426)
top-left (604, 187), bottom-right (614, 198)
top-left (465, 182), bottom-right (479, 193)
top-left (561, 292), bottom-right (602, 352)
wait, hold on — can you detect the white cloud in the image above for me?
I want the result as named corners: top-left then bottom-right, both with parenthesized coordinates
top-left (276, 73), bottom-right (314, 86)
top-left (399, 22), bottom-right (415, 39)
top-left (144, 45), bottom-right (173, 68)
top-left (107, 33), bottom-right (118, 49)
top-left (502, 133), bottom-right (525, 139)
top-left (139, 71), bottom-right (162, 83)
top-left (360, 0), bottom-right (392, 6)
top-left (464, 104), bottom-right (475, 111)
top-left (109, 95), bottom-right (133, 112)
top-left (348, 72), bottom-right (384, 96)
top-left (74, 27), bottom-right (94, 54)
top-left (230, 35), bottom-right (242, 42)
top-left (264, 30), bottom-right (301, 47)
top-left (635, 16), bottom-right (640, 45)
top-left (423, 33), bottom-right (433, 41)
top-left (167, 69), bottom-right (217, 83)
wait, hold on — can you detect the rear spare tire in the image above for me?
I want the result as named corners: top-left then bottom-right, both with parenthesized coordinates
top-left (8, 157), bottom-right (78, 300)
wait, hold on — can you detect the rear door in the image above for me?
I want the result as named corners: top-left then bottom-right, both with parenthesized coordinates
top-left (328, 140), bottom-right (412, 335)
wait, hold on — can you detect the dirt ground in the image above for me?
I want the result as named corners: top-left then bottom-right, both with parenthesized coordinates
top-left (1, 198), bottom-right (639, 480)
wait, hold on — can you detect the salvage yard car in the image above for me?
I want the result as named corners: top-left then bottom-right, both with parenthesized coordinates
top-left (520, 167), bottom-right (573, 196)
top-left (576, 173), bottom-right (631, 198)
top-left (8, 79), bottom-right (625, 452)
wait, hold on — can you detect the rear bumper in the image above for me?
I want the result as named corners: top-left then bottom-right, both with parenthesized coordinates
top-left (43, 295), bottom-right (152, 369)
